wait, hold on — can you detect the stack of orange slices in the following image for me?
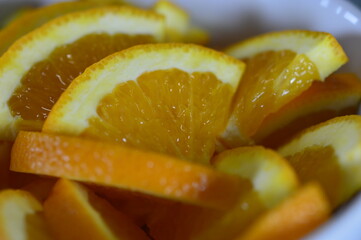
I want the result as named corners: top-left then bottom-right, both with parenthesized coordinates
top-left (0, 1), bottom-right (360, 239)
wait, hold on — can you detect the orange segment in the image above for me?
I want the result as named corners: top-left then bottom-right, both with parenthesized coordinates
top-left (255, 73), bottom-right (361, 148)
top-left (11, 131), bottom-right (244, 210)
top-left (220, 30), bottom-right (348, 148)
top-left (0, 189), bottom-right (53, 240)
top-left (236, 183), bottom-right (330, 240)
top-left (0, 6), bottom-right (164, 140)
top-left (44, 178), bottom-right (149, 240)
top-left (0, 1), bottom-right (107, 55)
top-left (43, 43), bottom-right (245, 164)
top-left (153, 0), bottom-right (209, 44)
top-left (188, 146), bottom-right (299, 240)
top-left (278, 115), bottom-right (361, 208)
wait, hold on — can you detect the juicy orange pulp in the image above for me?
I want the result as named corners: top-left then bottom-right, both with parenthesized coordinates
top-left (231, 50), bottom-right (320, 140)
top-left (285, 145), bottom-right (342, 207)
top-left (82, 68), bottom-right (234, 163)
top-left (8, 33), bottom-right (155, 130)
top-left (256, 73), bottom-right (361, 148)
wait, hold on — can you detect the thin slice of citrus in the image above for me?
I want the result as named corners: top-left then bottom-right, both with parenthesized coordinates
top-left (0, 1), bottom-right (107, 56)
top-left (11, 131), bottom-right (244, 210)
top-left (43, 43), bottom-right (245, 164)
top-left (44, 178), bottom-right (149, 240)
top-left (189, 146), bottom-right (299, 240)
top-left (236, 183), bottom-right (330, 240)
top-left (0, 189), bottom-right (53, 240)
top-left (219, 30), bottom-right (348, 148)
top-left (147, 146), bottom-right (298, 240)
top-left (0, 6), bottom-right (164, 140)
top-left (278, 115), bottom-right (361, 208)
top-left (153, 0), bottom-right (208, 44)
top-left (255, 73), bottom-right (361, 148)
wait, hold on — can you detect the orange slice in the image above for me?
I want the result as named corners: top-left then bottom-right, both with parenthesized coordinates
top-left (0, 6), bottom-right (164, 140)
top-left (278, 115), bottom-right (361, 208)
top-left (153, 0), bottom-right (208, 44)
top-left (189, 146), bottom-right (299, 240)
top-left (43, 43), bottom-right (245, 164)
top-left (219, 30), bottom-right (348, 148)
top-left (236, 183), bottom-right (330, 240)
top-left (44, 178), bottom-right (149, 240)
top-left (0, 189), bottom-right (52, 240)
top-left (11, 131), bottom-right (244, 210)
top-left (146, 146), bottom-right (298, 240)
top-left (0, 1), bottom-right (107, 56)
top-left (255, 73), bottom-right (361, 148)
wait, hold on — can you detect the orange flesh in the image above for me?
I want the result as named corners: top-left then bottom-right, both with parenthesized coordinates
top-left (256, 73), bottom-right (361, 148)
top-left (8, 33), bottom-right (155, 129)
top-left (83, 69), bottom-right (234, 164)
top-left (286, 145), bottom-right (342, 207)
top-left (260, 107), bottom-right (357, 148)
top-left (232, 50), bottom-right (320, 139)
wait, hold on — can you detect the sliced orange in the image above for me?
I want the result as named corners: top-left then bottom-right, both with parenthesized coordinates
top-left (147, 146), bottom-right (299, 240)
top-left (153, 0), bottom-right (208, 44)
top-left (191, 146), bottom-right (299, 240)
top-left (0, 1), bottom-right (107, 56)
top-left (0, 6), bottom-right (164, 140)
top-left (255, 73), bottom-right (361, 148)
top-left (44, 178), bottom-right (149, 240)
top-left (0, 189), bottom-right (53, 240)
top-left (43, 43), bottom-right (245, 164)
top-left (278, 115), bottom-right (361, 208)
top-left (219, 30), bottom-right (348, 148)
top-left (236, 183), bottom-right (330, 240)
top-left (11, 131), bottom-right (245, 210)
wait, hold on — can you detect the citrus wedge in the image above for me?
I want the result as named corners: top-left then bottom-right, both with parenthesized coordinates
top-left (43, 43), bottom-right (245, 164)
top-left (0, 189), bottom-right (52, 240)
top-left (147, 146), bottom-right (298, 240)
top-left (11, 131), bottom-right (244, 210)
top-left (0, 6), bottom-right (164, 140)
top-left (255, 73), bottom-right (361, 148)
top-left (153, 0), bottom-right (208, 44)
top-left (219, 30), bottom-right (348, 148)
top-left (44, 178), bottom-right (149, 240)
top-left (191, 146), bottom-right (299, 240)
top-left (0, 1), bottom-right (107, 56)
top-left (278, 115), bottom-right (361, 208)
top-left (236, 183), bottom-right (330, 240)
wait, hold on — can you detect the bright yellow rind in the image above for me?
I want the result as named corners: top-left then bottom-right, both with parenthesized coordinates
top-left (213, 146), bottom-right (299, 208)
top-left (0, 1), bottom-right (108, 56)
top-left (0, 189), bottom-right (51, 240)
top-left (0, 6), bottom-right (165, 140)
top-left (225, 30), bottom-right (348, 80)
top-left (43, 43), bottom-right (245, 135)
top-left (278, 115), bottom-right (361, 205)
top-left (153, 0), bottom-right (189, 42)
